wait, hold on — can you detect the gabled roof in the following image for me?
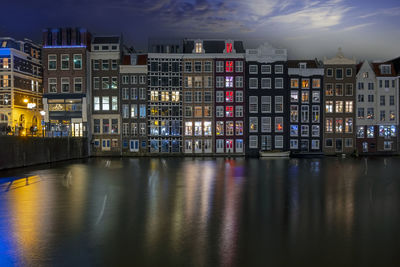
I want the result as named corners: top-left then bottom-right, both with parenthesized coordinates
top-left (93, 36), bottom-right (120, 44)
top-left (386, 56), bottom-right (400, 74)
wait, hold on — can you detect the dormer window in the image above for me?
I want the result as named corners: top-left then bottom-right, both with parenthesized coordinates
top-left (195, 42), bottom-right (202, 53)
top-left (363, 72), bottom-right (368, 78)
top-left (299, 63), bottom-right (307, 69)
top-left (381, 65), bottom-right (391, 75)
top-left (226, 42), bottom-right (233, 53)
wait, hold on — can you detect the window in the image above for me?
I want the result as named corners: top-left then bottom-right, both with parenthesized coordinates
top-left (357, 108), bottom-right (364, 119)
top-left (249, 65), bottom-right (258, 74)
top-left (249, 117), bottom-right (258, 132)
top-left (335, 84), bottom-right (343, 96)
top-left (346, 68), bottom-right (352, 77)
top-left (345, 101), bottom-right (353, 113)
top-left (131, 75), bottom-right (137, 84)
top-left (249, 136), bottom-right (258, 148)
top-left (102, 97), bottom-right (109, 111)
top-left (195, 42), bottom-right (202, 53)
top-left (302, 79), bottom-right (310, 89)
top-left (312, 79), bottom-right (320, 88)
top-left (225, 106), bottom-right (233, 117)
top-left (357, 126), bottom-right (364, 138)
top-left (380, 96), bottom-right (385, 106)
top-left (390, 96), bottom-right (395, 106)
top-left (326, 101), bottom-right (333, 113)
top-left (184, 77), bottom-right (192, 88)
top-left (226, 42), bottom-right (233, 53)
top-left (112, 96), bottom-right (118, 111)
top-left (368, 95), bottom-right (374, 102)
top-left (261, 96), bottom-right (271, 113)
top-left (275, 96), bottom-right (283, 113)
top-left (73, 77), bottom-right (82, 93)
top-left (205, 76), bottom-right (212, 88)
top-left (185, 122), bottom-right (192, 136)
top-left (311, 140), bottom-right (320, 150)
top-left (290, 139), bottom-right (298, 149)
top-left (102, 77), bottom-right (110, 89)
top-left (325, 118), bottom-right (333, 133)
top-left (236, 121), bottom-right (244, 135)
top-left (379, 126), bottom-right (396, 137)
top-left (261, 65), bottom-right (271, 74)
top-left (275, 65), bottom-right (283, 74)
top-left (327, 68), bottom-right (333, 77)
top-left (358, 95), bottom-right (364, 102)
top-left (48, 78), bottom-right (57, 93)
top-left (336, 101), bottom-right (343, 113)
top-left (290, 105), bottom-right (298, 122)
top-left (358, 82), bottom-right (364, 90)
top-left (131, 88), bottom-right (138, 100)
top-left (275, 136), bottom-right (283, 148)
top-left (345, 118), bottom-right (353, 133)
top-left (122, 75), bottom-right (129, 84)
top-left (336, 68), bottom-right (343, 79)
top-left (275, 117), bottom-right (283, 132)
top-left (249, 78), bottom-right (258, 89)
top-left (235, 61), bottom-right (243, 72)
top-left (312, 125), bottom-right (320, 137)
top-left (194, 91), bottom-right (202, 103)
top-left (235, 106), bottom-right (243, 117)
top-left (226, 121), bottom-right (234, 135)
top-left (216, 91), bottom-right (224, 102)
top-left (275, 78), bottom-right (283, 89)
top-left (61, 78), bottom-right (70, 93)
top-left (368, 83), bottom-right (374, 90)
top-left (325, 84), bottom-right (334, 96)
top-left (204, 91), bottom-right (212, 103)
top-left (216, 76), bottom-right (224, 88)
top-left (345, 84), bottom-right (353, 96)
top-left (103, 119), bottom-right (109, 134)
top-left (184, 91), bottom-right (192, 103)
top-left (140, 88), bottom-right (146, 100)
top-left (216, 106), bottom-right (224, 117)
top-left (194, 76), bottom-right (202, 88)
top-left (301, 91), bottom-right (309, 103)
top-left (122, 104), bottom-right (129, 118)
top-left (94, 119), bottom-right (101, 134)
top-left (185, 62), bottom-right (192, 73)
top-left (226, 61), bottom-right (234, 72)
top-left (261, 117), bottom-right (271, 133)
top-left (204, 61), bottom-right (212, 72)
top-left (367, 108), bottom-right (374, 119)
top-left (216, 121), bottom-right (224, 136)
top-left (225, 77), bottom-right (233, 88)
top-left (111, 77), bottom-right (118, 89)
top-left (194, 106), bottom-right (202, 117)
top-left (236, 91), bottom-right (243, 102)
top-left (73, 54), bottom-right (82, 69)
top-left (185, 106), bottom-right (192, 117)
top-left (48, 54), bottom-right (56, 70)
top-left (312, 91), bottom-right (320, 103)
top-left (301, 125), bottom-right (309, 137)
top-left (112, 60), bottom-right (118, 70)
top-left (131, 123), bottom-right (138, 136)
top-left (261, 78), bottom-right (271, 89)
top-left (291, 91), bottom-right (299, 102)
top-left (335, 118), bottom-right (343, 133)
top-left (94, 97), bottom-right (100, 111)
top-left (249, 96), bottom-right (258, 113)
top-left (225, 91), bottom-right (233, 102)
top-left (236, 76), bottom-right (243, 88)
top-left (216, 61), bottom-right (224, 72)
top-left (301, 105), bottom-right (309, 123)
top-left (390, 111), bottom-right (395, 121)
top-left (61, 54), bottom-right (69, 70)
top-left (291, 79), bottom-right (299, 88)
top-left (290, 125), bottom-right (298, 136)
top-left (204, 121), bottom-right (212, 136)
top-left (111, 119), bottom-right (118, 134)
top-left (312, 106), bottom-right (320, 123)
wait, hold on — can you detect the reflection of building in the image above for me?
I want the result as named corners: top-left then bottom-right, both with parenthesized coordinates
top-left (245, 43), bottom-right (287, 156)
top-left (356, 61), bottom-right (398, 154)
top-left (42, 28), bottom-right (91, 137)
top-left (323, 49), bottom-right (356, 154)
top-left (0, 37), bottom-right (42, 135)
top-left (90, 36), bottom-right (122, 155)
top-left (120, 54), bottom-right (148, 155)
top-left (287, 60), bottom-right (324, 154)
top-left (147, 39), bottom-right (183, 154)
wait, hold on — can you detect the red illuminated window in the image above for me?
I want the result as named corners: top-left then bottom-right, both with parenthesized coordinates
top-left (277, 123), bottom-right (283, 131)
top-left (226, 106), bottom-right (233, 117)
top-left (226, 61), bottom-right (233, 72)
top-left (226, 91), bottom-right (233, 102)
top-left (226, 43), bottom-right (233, 53)
top-left (226, 140), bottom-right (233, 148)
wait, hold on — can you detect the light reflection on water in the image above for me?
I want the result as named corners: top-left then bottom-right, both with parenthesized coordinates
top-left (0, 157), bottom-right (400, 266)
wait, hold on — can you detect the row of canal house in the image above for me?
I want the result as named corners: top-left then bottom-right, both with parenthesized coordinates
top-left (38, 27), bottom-right (400, 156)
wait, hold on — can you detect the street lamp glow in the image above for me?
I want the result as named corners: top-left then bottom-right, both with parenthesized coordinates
top-left (40, 110), bottom-right (46, 116)
top-left (23, 98), bottom-right (29, 103)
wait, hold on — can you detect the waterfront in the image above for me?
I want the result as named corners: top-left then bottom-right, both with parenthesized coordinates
top-left (0, 157), bottom-right (400, 266)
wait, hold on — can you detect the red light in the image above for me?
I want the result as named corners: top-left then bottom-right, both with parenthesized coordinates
top-left (226, 43), bottom-right (232, 53)
top-left (277, 124), bottom-right (283, 131)
top-left (226, 61), bottom-right (233, 72)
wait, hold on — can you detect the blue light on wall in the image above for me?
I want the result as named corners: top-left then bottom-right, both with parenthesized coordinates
top-left (0, 48), bottom-right (11, 56)
top-left (42, 45), bottom-right (86, 49)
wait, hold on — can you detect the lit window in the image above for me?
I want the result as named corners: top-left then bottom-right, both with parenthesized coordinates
top-left (226, 42), bottom-right (233, 53)
top-left (225, 77), bottom-right (233, 88)
top-left (226, 91), bottom-right (233, 102)
top-left (226, 106), bottom-right (233, 117)
top-left (195, 42), bottom-right (202, 53)
top-left (226, 61), bottom-right (233, 72)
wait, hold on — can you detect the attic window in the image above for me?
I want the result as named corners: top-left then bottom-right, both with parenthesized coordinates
top-left (226, 43), bottom-right (232, 53)
top-left (195, 42), bottom-right (202, 53)
top-left (381, 65), bottom-right (391, 75)
top-left (299, 63), bottom-right (307, 69)
top-left (363, 72), bottom-right (368, 78)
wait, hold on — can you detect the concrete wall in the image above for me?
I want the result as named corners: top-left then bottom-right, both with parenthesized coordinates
top-left (0, 136), bottom-right (89, 170)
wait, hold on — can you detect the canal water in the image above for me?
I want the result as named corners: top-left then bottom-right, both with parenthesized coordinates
top-left (0, 157), bottom-right (399, 266)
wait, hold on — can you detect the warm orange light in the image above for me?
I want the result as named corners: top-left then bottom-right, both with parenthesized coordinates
top-left (23, 98), bottom-right (29, 103)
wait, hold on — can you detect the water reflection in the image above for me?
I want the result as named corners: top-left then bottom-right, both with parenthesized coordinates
top-left (0, 157), bottom-right (400, 266)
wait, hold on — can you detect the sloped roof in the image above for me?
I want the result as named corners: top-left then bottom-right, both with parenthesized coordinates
top-left (287, 60), bottom-right (320, 68)
top-left (371, 62), bottom-right (397, 77)
top-left (93, 36), bottom-right (120, 44)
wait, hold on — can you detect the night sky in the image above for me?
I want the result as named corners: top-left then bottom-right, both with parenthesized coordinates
top-left (2, 0), bottom-right (400, 60)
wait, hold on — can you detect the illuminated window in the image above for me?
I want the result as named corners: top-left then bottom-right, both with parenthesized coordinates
top-left (335, 84), bottom-right (343, 96)
top-left (226, 91), bottom-right (233, 102)
top-left (194, 106), bottom-right (202, 117)
top-left (312, 79), bottom-right (320, 88)
top-left (325, 118), bottom-right (333, 133)
top-left (335, 118), bottom-right (343, 133)
top-left (194, 76), bottom-right (202, 88)
top-left (226, 121), bottom-right (234, 135)
top-left (195, 42), bottom-right (202, 53)
top-left (130, 104), bottom-right (137, 117)
top-left (73, 54), bottom-right (82, 69)
top-left (301, 91), bottom-right (309, 103)
top-left (204, 106), bottom-right (211, 117)
top-left (226, 106), bottom-right (233, 117)
top-left (225, 77), bottom-right (233, 88)
top-left (326, 101), bottom-right (333, 113)
top-left (291, 79), bottom-right (299, 88)
top-left (312, 106), bottom-right (320, 123)
top-left (171, 91), bottom-right (179, 102)
top-left (345, 118), bottom-right (353, 133)
top-left (102, 96), bottom-right (109, 111)
top-left (94, 97), bottom-right (100, 111)
top-left (216, 121), bottom-right (224, 135)
top-left (184, 77), bottom-right (192, 88)
top-left (290, 105), bottom-right (298, 122)
top-left (325, 84), bottom-right (334, 96)
top-left (290, 125), bottom-right (298, 137)
top-left (161, 91), bottom-right (169, 102)
top-left (236, 121), bottom-right (244, 135)
top-left (204, 121), bottom-right (212, 136)
top-left (249, 117), bottom-right (258, 132)
top-left (335, 101), bottom-right (343, 113)
top-left (194, 121), bottom-right (203, 136)
top-left (226, 42), bottom-right (233, 53)
top-left (185, 122), bottom-right (193, 136)
top-left (275, 117), bottom-right (283, 132)
top-left (302, 79), bottom-right (310, 89)
top-left (345, 101), bottom-right (353, 113)
top-left (226, 61), bottom-right (233, 72)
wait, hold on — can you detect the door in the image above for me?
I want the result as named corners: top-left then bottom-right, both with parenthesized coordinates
top-left (335, 138), bottom-right (342, 152)
top-left (226, 139), bottom-right (233, 153)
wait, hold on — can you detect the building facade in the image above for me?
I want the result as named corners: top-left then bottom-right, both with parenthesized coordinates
top-left (245, 43), bottom-right (288, 156)
top-left (90, 36), bottom-right (122, 155)
top-left (0, 37), bottom-right (42, 135)
top-left (323, 49), bottom-right (356, 154)
top-left (120, 54), bottom-right (148, 155)
top-left (287, 60), bottom-right (324, 154)
top-left (147, 39), bottom-right (183, 154)
top-left (42, 27), bottom-right (91, 137)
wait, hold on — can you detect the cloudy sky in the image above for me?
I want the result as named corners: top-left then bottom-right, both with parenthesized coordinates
top-left (2, 0), bottom-right (400, 60)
